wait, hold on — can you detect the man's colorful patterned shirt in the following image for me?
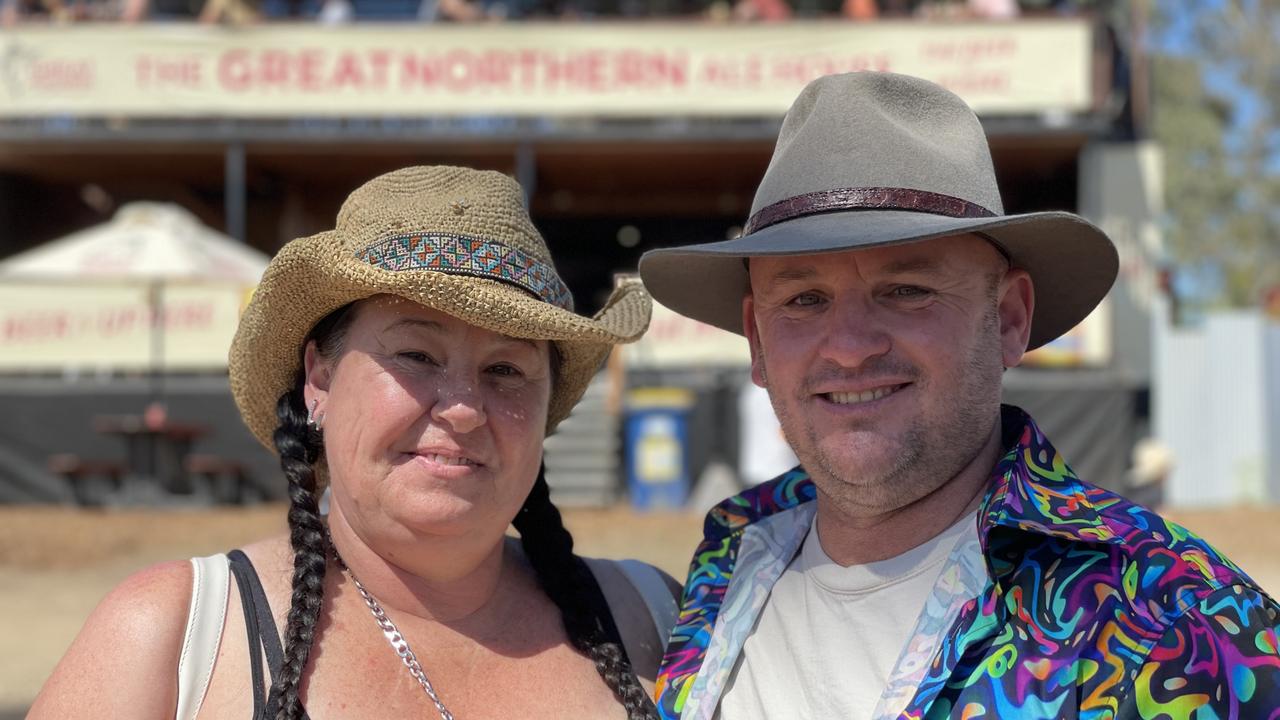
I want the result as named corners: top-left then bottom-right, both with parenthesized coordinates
top-left (654, 407), bottom-right (1280, 719)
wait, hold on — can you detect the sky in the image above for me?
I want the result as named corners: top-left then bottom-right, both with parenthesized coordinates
top-left (1153, 2), bottom-right (1272, 163)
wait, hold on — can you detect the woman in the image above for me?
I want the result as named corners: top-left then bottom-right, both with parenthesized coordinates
top-left (29, 166), bottom-right (676, 720)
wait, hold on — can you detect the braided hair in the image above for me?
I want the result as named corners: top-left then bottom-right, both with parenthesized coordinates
top-left (513, 465), bottom-right (658, 719)
top-left (271, 304), bottom-right (356, 720)
top-left (270, 303), bottom-right (658, 720)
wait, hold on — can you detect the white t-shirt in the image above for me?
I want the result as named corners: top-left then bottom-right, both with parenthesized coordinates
top-left (717, 512), bottom-right (981, 720)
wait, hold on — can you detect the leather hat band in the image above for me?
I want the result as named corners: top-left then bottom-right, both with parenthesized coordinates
top-left (744, 187), bottom-right (997, 235)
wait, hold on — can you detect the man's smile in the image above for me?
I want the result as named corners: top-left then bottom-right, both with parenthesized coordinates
top-left (822, 383), bottom-right (910, 406)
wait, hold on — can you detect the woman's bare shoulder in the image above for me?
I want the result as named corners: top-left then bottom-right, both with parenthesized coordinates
top-left (27, 559), bottom-right (194, 719)
top-left (239, 533), bottom-right (293, 570)
top-left (237, 532), bottom-right (299, 602)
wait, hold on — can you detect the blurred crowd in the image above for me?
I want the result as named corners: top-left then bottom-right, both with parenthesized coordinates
top-left (1, 0), bottom-right (1089, 28)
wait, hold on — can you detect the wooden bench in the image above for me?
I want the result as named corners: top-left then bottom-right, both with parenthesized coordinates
top-left (184, 454), bottom-right (254, 505)
top-left (47, 454), bottom-right (127, 506)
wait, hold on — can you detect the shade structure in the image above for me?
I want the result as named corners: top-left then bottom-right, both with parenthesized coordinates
top-left (0, 203), bottom-right (270, 375)
top-left (0, 202), bottom-right (268, 283)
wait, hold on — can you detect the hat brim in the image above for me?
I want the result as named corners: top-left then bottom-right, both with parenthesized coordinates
top-left (231, 231), bottom-right (650, 451)
top-left (639, 209), bottom-right (1117, 350)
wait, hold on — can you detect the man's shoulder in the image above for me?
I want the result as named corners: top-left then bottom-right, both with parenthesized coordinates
top-left (1045, 477), bottom-right (1274, 620)
top-left (996, 408), bottom-right (1273, 620)
top-left (699, 466), bottom-right (817, 542)
top-left (1100, 483), bottom-right (1257, 577)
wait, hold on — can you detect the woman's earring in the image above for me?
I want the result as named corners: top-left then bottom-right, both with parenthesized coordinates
top-left (308, 399), bottom-right (323, 431)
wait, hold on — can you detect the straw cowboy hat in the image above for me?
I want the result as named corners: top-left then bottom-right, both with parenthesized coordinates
top-left (230, 165), bottom-right (651, 448)
top-left (639, 71), bottom-right (1118, 349)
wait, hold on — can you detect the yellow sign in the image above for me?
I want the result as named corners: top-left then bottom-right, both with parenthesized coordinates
top-left (623, 300), bottom-right (752, 369)
top-left (0, 21), bottom-right (1093, 118)
top-left (1022, 297), bottom-right (1112, 367)
top-left (0, 280), bottom-right (250, 371)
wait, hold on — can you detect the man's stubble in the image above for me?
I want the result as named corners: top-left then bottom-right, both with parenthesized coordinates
top-left (762, 302), bottom-right (1005, 519)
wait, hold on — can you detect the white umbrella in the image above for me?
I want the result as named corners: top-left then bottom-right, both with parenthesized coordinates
top-left (0, 202), bottom-right (270, 398)
top-left (0, 202), bottom-right (268, 283)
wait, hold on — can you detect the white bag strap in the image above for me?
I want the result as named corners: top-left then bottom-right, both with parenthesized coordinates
top-left (615, 558), bottom-right (679, 644)
top-left (176, 553), bottom-right (230, 720)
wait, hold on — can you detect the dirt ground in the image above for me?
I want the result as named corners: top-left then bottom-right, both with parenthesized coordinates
top-left (2, 503), bottom-right (1278, 717)
top-left (0, 503), bottom-right (706, 715)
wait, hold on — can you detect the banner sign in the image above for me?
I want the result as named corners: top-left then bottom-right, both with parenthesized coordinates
top-left (0, 281), bottom-right (249, 372)
top-left (1022, 297), bottom-right (1112, 368)
top-left (0, 21), bottom-right (1093, 118)
top-left (624, 300), bottom-right (751, 369)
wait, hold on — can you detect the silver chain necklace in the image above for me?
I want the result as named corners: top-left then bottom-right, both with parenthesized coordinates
top-left (330, 544), bottom-right (456, 720)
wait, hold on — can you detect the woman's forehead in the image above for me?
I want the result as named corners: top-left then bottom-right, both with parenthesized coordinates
top-left (355, 295), bottom-right (543, 351)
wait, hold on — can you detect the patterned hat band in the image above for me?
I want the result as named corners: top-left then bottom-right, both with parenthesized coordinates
top-left (743, 186), bottom-right (997, 235)
top-left (358, 231), bottom-right (574, 311)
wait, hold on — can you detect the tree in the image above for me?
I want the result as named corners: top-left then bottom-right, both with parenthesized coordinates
top-left (1150, 0), bottom-right (1280, 310)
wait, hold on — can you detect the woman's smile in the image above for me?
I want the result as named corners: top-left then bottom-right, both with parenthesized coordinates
top-left (406, 449), bottom-right (487, 479)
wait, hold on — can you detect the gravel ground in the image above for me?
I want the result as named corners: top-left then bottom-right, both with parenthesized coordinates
top-left (2, 503), bottom-right (1277, 715)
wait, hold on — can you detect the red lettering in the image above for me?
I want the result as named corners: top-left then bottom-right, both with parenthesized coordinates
top-left (330, 53), bottom-right (362, 89)
top-left (469, 51), bottom-right (501, 88)
top-left (938, 71), bottom-right (1010, 94)
top-left (400, 54), bottom-right (443, 89)
top-left (484, 51), bottom-right (507, 88)
top-left (218, 50), bottom-right (250, 92)
top-left (667, 52), bottom-right (690, 88)
top-left (99, 307), bottom-right (141, 337)
top-left (29, 60), bottom-right (93, 91)
top-left (367, 50), bottom-right (391, 90)
top-left (261, 50), bottom-right (289, 86)
top-left (517, 50), bottom-right (541, 90)
top-left (297, 50), bottom-right (323, 91)
top-left (137, 55), bottom-right (202, 89)
top-left (149, 302), bottom-right (214, 331)
top-left (443, 50), bottom-right (476, 91)
top-left (697, 56), bottom-right (762, 89)
top-left (769, 54), bottom-right (888, 84)
top-left (616, 51), bottom-right (642, 86)
top-left (581, 51), bottom-right (604, 93)
top-left (923, 38), bottom-right (1018, 62)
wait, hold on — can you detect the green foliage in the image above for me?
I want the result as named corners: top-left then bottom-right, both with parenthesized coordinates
top-left (1150, 0), bottom-right (1280, 308)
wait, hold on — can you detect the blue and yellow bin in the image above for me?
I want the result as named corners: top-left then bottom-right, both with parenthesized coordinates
top-left (624, 387), bottom-right (694, 510)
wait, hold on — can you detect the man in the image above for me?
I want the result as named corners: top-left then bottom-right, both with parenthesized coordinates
top-left (638, 72), bottom-right (1280, 720)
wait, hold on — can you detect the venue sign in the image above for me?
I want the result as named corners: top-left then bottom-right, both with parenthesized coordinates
top-left (0, 21), bottom-right (1094, 118)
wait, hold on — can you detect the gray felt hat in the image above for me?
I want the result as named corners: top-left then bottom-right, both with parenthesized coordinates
top-left (638, 71), bottom-right (1118, 350)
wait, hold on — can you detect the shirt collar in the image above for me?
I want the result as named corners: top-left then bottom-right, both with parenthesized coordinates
top-left (979, 405), bottom-right (1130, 560)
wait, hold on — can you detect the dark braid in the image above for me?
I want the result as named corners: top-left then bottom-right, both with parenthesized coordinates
top-left (270, 303), bottom-right (357, 720)
top-left (513, 464), bottom-right (660, 720)
top-left (270, 378), bottom-right (328, 720)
